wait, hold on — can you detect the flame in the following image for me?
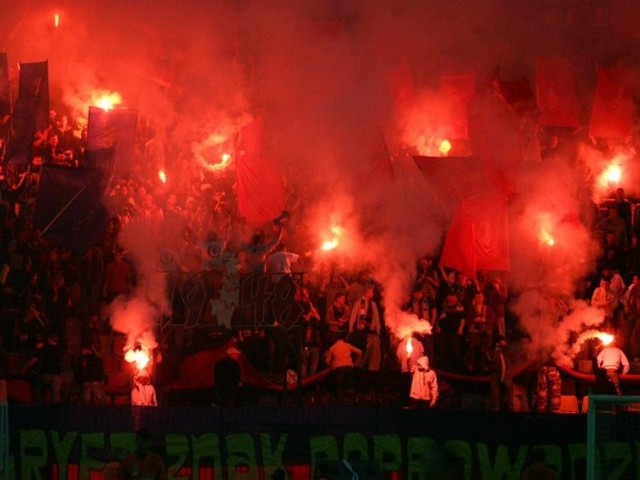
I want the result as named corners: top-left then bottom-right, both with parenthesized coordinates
top-left (125, 346), bottom-right (151, 371)
top-left (596, 332), bottom-right (614, 346)
top-left (54, 13), bottom-right (60, 28)
top-left (600, 162), bottom-right (622, 187)
top-left (438, 138), bottom-right (452, 156)
top-left (321, 224), bottom-right (344, 251)
top-left (208, 152), bottom-right (232, 171)
top-left (405, 337), bottom-right (413, 357)
top-left (158, 169), bottom-right (167, 184)
top-left (92, 92), bottom-right (122, 111)
top-left (540, 229), bottom-right (555, 247)
top-left (572, 329), bottom-right (615, 355)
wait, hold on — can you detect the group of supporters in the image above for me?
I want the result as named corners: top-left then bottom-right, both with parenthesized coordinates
top-left (0, 102), bottom-right (639, 409)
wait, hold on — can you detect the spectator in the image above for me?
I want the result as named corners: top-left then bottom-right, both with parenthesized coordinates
top-left (402, 283), bottom-right (436, 362)
top-left (324, 338), bottom-right (362, 398)
top-left (74, 344), bottom-right (106, 405)
top-left (131, 369), bottom-right (157, 407)
top-left (35, 333), bottom-right (65, 404)
top-left (348, 285), bottom-right (382, 371)
top-left (408, 355), bottom-right (438, 409)
top-left (241, 225), bottom-right (284, 275)
top-left (103, 249), bottom-right (133, 303)
top-left (435, 293), bottom-right (466, 373)
top-left (596, 338), bottom-right (630, 395)
top-left (464, 292), bottom-right (493, 373)
top-left (488, 336), bottom-right (512, 412)
top-left (325, 292), bottom-right (350, 346)
top-left (591, 277), bottom-right (616, 329)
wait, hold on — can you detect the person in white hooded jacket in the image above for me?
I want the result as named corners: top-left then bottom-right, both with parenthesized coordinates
top-left (408, 355), bottom-right (439, 409)
top-left (131, 369), bottom-right (157, 407)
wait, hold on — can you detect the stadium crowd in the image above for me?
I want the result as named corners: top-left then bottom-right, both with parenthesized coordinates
top-left (0, 103), bottom-right (639, 411)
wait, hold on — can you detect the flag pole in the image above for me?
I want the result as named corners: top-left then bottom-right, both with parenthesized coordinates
top-left (41, 183), bottom-right (89, 235)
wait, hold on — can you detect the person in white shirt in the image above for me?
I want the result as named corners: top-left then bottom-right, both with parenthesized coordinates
top-left (596, 339), bottom-right (630, 395)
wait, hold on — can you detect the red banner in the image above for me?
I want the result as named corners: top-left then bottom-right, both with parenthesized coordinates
top-left (236, 116), bottom-right (284, 226)
top-left (440, 194), bottom-right (510, 278)
top-left (440, 73), bottom-right (476, 140)
top-left (535, 58), bottom-right (580, 128)
top-left (589, 68), bottom-right (633, 139)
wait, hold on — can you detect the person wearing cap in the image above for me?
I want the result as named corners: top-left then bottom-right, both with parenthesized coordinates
top-left (408, 355), bottom-right (439, 409)
top-left (596, 338), bottom-right (630, 395)
top-left (131, 370), bottom-right (157, 407)
top-left (348, 285), bottom-right (382, 371)
top-left (488, 336), bottom-right (512, 411)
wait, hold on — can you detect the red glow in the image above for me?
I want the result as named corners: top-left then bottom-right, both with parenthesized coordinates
top-left (597, 161), bottom-right (623, 194)
top-left (405, 337), bottom-right (413, 357)
top-left (540, 229), bottom-right (555, 247)
top-left (125, 346), bottom-right (151, 371)
top-left (438, 138), bottom-right (452, 156)
top-left (320, 224), bottom-right (344, 251)
top-left (92, 92), bottom-right (122, 111)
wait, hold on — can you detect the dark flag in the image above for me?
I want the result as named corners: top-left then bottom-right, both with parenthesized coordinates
top-left (4, 61), bottom-right (49, 165)
top-left (33, 165), bottom-right (110, 253)
top-left (368, 130), bottom-right (394, 181)
top-left (413, 155), bottom-right (488, 199)
top-left (4, 96), bottom-right (37, 165)
top-left (18, 61), bottom-right (49, 131)
top-left (86, 106), bottom-right (138, 177)
top-left (0, 52), bottom-right (10, 116)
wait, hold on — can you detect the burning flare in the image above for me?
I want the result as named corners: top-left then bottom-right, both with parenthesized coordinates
top-left (570, 329), bottom-right (615, 356)
top-left (92, 92), bottom-right (122, 111)
top-left (405, 337), bottom-right (414, 358)
top-left (438, 138), bottom-right (452, 156)
top-left (599, 162), bottom-right (622, 189)
top-left (540, 229), bottom-right (555, 247)
top-left (206, 152), bottom-right (233, 172)
top-left (321, 224), bottom-right (344, 251)
top-left (54, 13), bottom-right (60, 28)
top-left (125, 345), bottom-right (151, 371)
top-left (158, 169), bottom-right (167, 184)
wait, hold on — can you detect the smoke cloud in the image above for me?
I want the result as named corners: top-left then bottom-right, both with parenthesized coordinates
top-left (2, 1), bottom-right (628, 358)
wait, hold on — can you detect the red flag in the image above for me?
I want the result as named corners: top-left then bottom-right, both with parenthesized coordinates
top-left (589, 68), bottom-right (633, 139)
top-left (535, 58), bottom-right (580, 128)
top-left (440, 203), bottom-right (476, 279)
top-left (236, 116), bottom-right (284, 226)
top-left (467, 86), bottom-right (522, 197)
top-left (386, 60), bottom-right (415, 121)
top-left (440, 195), bottom-right (510, 278)
top-left (440, 73), bottom-right (476, 140)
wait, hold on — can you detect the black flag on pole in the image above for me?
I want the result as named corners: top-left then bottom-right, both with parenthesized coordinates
top-left (17, 61), bottom-right (49, 131)
top-left (33, 165), bottom-right (110, 253)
